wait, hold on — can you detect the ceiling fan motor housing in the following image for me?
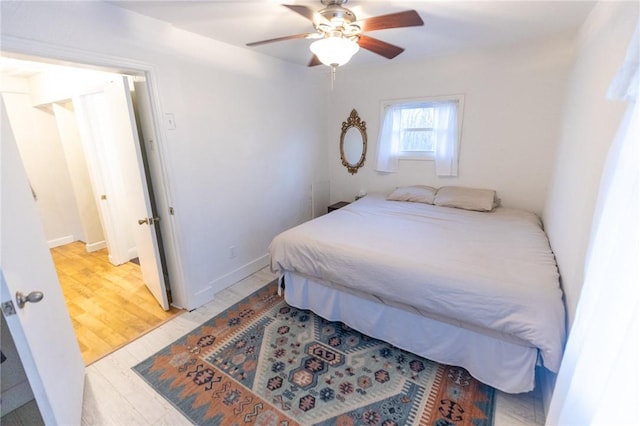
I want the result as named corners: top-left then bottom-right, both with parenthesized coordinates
top-left (317, 0), bottom-right (359, 37)
top-left (320, 0), bottom-right (349, 6)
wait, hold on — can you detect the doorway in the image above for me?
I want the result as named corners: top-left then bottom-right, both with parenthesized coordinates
top-left (0, 56), bottom-right (180, 364)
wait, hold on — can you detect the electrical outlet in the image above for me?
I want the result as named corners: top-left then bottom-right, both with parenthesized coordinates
top-left (229, 246), bottom-right (236, 259)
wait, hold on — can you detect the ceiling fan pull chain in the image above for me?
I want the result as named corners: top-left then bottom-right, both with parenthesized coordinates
top-left (331, 64), bottom-right (337, 90)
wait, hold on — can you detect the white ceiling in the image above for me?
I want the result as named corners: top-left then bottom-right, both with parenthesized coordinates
top-left (109, 1), bottom-right (596, 68)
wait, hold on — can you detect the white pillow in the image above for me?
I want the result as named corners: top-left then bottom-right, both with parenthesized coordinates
top-left (434, 186), bottom-right (497, 212)
top-left (387, 185), bottom-right (437, 205)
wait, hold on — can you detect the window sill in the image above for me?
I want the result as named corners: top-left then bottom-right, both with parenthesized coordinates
top-left (398, 156), bottom-right (435, 161)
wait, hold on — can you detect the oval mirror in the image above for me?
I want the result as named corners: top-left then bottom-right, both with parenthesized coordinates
top-left (340, 109), bottom-right (367, 174)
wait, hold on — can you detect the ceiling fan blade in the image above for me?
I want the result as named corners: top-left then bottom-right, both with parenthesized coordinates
top-left (357, 35), bottom-right (405, 59)
top-left (358, 10), bottom-right (424, 32)
top-left (308, 55), bottom-right (322, 67)
top-left (246, 33), bottom-right (312, 47)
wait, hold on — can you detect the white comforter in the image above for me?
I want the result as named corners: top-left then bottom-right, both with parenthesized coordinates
top-left (269, 194), bottom-right (566, 372)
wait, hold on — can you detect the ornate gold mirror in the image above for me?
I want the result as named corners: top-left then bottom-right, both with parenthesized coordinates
top-left (340, 109), bottom-right (367, 174)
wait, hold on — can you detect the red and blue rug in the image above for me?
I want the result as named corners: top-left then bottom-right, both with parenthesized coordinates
top-left (133, 281), bottom-right (495, 425)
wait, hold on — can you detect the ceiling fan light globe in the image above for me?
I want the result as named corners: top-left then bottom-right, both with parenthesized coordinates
top-left (310, 37), bottom-right (360, 67)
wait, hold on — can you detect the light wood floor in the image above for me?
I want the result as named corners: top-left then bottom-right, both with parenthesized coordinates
top-left (51, 241), bottom-right (183, 365)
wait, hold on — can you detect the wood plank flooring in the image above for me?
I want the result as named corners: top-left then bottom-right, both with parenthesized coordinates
top-left (51, 241), bottom-right (183, 365)
top-left (2, 266), bottom-right (544, 425)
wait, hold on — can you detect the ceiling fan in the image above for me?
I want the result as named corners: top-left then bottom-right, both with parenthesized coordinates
top-left (246, 0), bottom-right (424, 68)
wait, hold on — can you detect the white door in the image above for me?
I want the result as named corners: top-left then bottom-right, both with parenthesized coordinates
top-left (74, 91), bottom-right (130, 266)
top-left (103, 77), bottom-right (169, 310)
top-left (0, 100), bottom-right (84, 425)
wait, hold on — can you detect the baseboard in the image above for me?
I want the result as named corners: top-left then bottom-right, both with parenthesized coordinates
top-left (47, 235), bottom-right (74, 248)
top-left (85, 240), bottom-right (107, 252)
top-left (127, 247), bottom-right (138, 261)
top-left (0, 381), bottom-right (34, 416)
top-left (195, 254), bottom-right (270, 310)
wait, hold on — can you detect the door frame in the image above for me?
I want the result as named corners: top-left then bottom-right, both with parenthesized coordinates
top-left (1, 35), bottom-right (186, 309)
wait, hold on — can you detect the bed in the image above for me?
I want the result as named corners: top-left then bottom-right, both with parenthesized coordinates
top-left (269, 189), bottom-right (566, 393)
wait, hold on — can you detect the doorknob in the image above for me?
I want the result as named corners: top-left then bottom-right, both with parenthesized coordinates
top-left (16, 291), bottom-right (44, 309)
top-left (138, 217), bottom-right (160, 225)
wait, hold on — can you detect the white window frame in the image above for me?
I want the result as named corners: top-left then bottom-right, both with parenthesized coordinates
top-left (396, 107), bottom-right (438, 160)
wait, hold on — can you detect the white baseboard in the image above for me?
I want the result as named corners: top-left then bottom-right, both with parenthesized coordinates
top-left (85, 240), bottom-right (107, 252)
top-left (47, 235), bottom-right (74, 248)
top-left (195, 254), bottom-right (270, 310)
top-left (0, 380), bottom-right (34, 416)
top-left (127, 247), bottom-right (138, 261)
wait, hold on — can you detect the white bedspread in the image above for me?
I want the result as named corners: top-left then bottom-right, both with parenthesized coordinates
top-left (269, 194), bottom-right (566, 372)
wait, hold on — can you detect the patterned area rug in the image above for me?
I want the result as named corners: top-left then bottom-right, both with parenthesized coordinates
top-left (133, 281), bottom-right (495, 425)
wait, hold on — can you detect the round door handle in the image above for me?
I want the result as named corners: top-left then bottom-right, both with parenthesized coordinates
top-left (16, 291), bottom-right (44, 309)
top-left (138, 217), bottom-right (160, 225)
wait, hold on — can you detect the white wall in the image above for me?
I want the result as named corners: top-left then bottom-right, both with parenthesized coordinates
top-left (327, 36), bottom-right (575, 216)
top-left (0, 1), bottom-right (328, 309)
top-left (543, 1), bottom-right (638, 328)
top-left (2, 69), bottom-right (111, 252)
top-left (52, 101), bottom-right (105, 249)
top-left (1, 77), bottom-right (85, 248)
top-left (544, 2), bottom-right (639, 420)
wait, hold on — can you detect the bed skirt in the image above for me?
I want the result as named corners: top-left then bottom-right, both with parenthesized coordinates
top-left (282, 270), bottom-right (538, 394)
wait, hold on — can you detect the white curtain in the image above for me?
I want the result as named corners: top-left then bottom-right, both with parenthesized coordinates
top-left (434, 101), bottom-right (459, 177)
top-left (548, 20), bottom-right (639, 426)
top-left (375, 104), bottom-right (402, 172)
top-left (375, 101), bottom-right (459, 175)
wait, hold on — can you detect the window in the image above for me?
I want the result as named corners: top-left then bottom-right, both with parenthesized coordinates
top-left (375, 95), bottom-right (464, 176)
top-left (398, 106), bottom-right (436, 158)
